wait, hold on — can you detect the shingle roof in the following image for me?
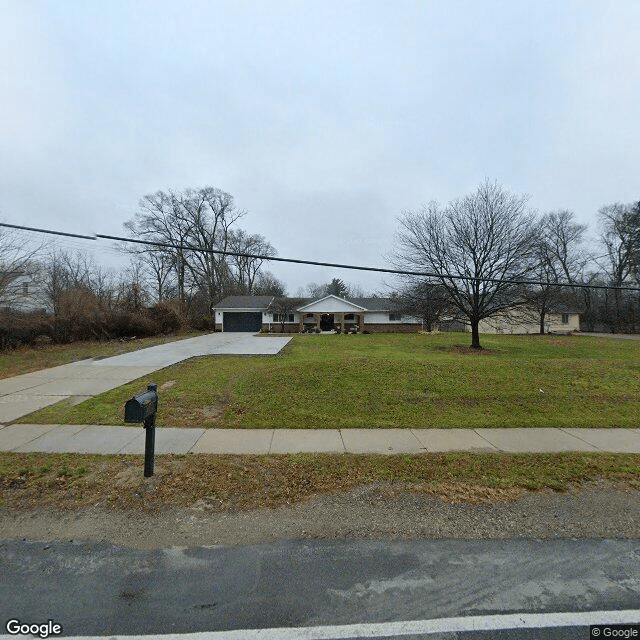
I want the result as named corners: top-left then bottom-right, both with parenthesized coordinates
top-left (213, 295), bottom-right (398, 311)
top-left (213, 296), bottom-right (274, 309)
top-left (292, 296), bottom-right (396, 311)
top-left (348, 297), bottom-right (396, 311)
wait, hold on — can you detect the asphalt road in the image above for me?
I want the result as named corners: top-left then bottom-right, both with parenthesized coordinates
top-left (1, 538), bottom-right (639, 639)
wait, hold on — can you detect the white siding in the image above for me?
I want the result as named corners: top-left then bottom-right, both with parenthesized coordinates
top-left (363, 312), bottom-right (421, 324)
top-left (364, 311), bottom-right (391, 324)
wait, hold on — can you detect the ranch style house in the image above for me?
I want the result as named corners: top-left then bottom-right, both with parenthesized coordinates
top-left (212, 295), bottom-right (420, 333)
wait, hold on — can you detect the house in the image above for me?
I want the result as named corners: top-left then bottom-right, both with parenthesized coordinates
top-left (0, 269), bottom-right (50, 314)
top-left (477, 306), bottom-right (581, 334)
top-left (211, 295), bottom-right (423, 333)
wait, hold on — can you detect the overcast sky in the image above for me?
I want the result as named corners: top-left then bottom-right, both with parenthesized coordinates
top-left (1, 0), bottom-right (639, 295)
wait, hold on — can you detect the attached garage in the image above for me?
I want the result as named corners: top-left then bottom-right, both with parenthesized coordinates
top-left (222, 311), bottom-right (263, 333)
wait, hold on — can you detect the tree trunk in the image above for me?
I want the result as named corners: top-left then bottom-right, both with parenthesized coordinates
top-left (470, 321), bottom-right (482, 349)
top-left (539, 311), bottom-right (546, 335)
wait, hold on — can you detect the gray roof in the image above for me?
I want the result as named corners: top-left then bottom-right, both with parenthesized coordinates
top-left (214, 295), bottom-right (398, 312)
top-left (286, 296), bottom-right (396, 311)
top-left (348, 297), bottom-right (396, 311)
top-left (213, 296), bottom-right (274, 309)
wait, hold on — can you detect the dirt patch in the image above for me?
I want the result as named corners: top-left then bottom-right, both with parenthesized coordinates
top-left (1, 481), bottom-right (639, 549)
top-left (414, 481), bottom-right (523, 504)
top-left (199, 406), bottom-right (224, 420)
top-left (433, 345), bottom-right (498, 355)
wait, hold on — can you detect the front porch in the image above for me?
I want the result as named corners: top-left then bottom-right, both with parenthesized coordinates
top-left (296, 295), bottom-right (369, 333)
top-left (299, 311), bottom-right (364, 333)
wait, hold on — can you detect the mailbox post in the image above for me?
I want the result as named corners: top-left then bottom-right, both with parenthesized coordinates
top-left (124, 383), bottom-right (158, 478)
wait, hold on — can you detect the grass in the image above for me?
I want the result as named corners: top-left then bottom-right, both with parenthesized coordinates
top-left (1, 451), bottom-right (639, 511)
top-left (20, 332), bottom-right (640, 429)
top-left (0, 331), bottom-right (207, 379)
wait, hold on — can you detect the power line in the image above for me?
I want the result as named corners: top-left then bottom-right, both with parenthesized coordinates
top-left (0, 222), bottom-right (96, 241)
top-left (2, 221), bottom-right (640, 292)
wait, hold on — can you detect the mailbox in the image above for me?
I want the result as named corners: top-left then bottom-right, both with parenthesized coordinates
top-left (124, 384), bottom-right (158, 424)
top-left (123, 383), bottom-right (158, 478)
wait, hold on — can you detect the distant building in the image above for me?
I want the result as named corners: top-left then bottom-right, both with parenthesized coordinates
top-left (0, 269), bottom-right (50, 314)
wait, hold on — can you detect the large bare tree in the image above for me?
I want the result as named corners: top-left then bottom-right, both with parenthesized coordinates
top-left (394, 180), bottom-right (540, 349)
top-left (124, 190), bottom-right (192, 304)
top-left (597, 200), bottom-right (640, 332)
top-left (226, 228), bottom-right (277, 294)
top-left (124, 186), bottom-right (278, 309)
top-left (526, 210), bottom-right (588, 333)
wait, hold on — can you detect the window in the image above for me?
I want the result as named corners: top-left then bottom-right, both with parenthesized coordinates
top-left (561, 313), bottom-right (569, 324)
top-left (389, 311), bottom-right (401, 321)
top-left (344, 313), bottom-right (355, 321)
top-left (274, 313), bottom-right (294, 323)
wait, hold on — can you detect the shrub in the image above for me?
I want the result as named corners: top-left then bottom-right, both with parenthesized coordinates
top-left (106, 310), bottom-right (156, 338)
top-left (0, 311), bottom-right (51, 349)
top-left (145, 302), bottom-right (184, 334)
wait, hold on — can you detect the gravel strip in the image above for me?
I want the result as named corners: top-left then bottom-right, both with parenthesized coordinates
top-left (1, 480), bottom-right (638, 549)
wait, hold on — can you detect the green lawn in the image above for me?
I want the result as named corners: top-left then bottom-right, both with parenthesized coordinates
top-left (18, 332), bottom-right (640, 428)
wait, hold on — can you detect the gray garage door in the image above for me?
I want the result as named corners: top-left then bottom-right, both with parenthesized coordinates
top-left (223, 312), bottom-right (263, 332)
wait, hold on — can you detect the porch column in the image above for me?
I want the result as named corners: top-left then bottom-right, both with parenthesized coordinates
top-left (340, 312), bottom-right (345, 332)
top-left (315, 314), bottom-right (320, 330)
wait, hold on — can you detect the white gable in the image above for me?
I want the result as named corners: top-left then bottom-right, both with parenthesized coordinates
top-left (297, 295), bottom-right (368, 313)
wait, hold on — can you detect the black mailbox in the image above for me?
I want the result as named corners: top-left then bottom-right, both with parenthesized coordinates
top-left (124, 384), bottom-right (158, 424)
top-left (123, 383), bottom-right (158, 478)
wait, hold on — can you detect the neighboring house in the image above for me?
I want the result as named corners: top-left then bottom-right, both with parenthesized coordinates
top-left (0, 269), bottom-right (50, 314)
top-left (212, 295), bottom-right (422, 333)
top-left (477, 306), bottom-right (581, 334)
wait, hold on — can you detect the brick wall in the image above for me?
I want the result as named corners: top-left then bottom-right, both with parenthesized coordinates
top-left (262, 323), bottom-right (300, 333)
top-left (361, 323), bottom-right (421, 333)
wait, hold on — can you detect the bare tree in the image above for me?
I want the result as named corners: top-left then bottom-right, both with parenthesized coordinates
top-left (115, 259), bottom-right (150, 311)
top-left (227, 229), bottom-right (277, 294)
top-left (306, 281), bottom-right (328, 298)
top-left (305, 279), bottom-right (364, 299)
top-left (396, 281), bottom-right (451, 332)
top-left (598, 201), bottom-right (640, 287)
top-left (597, 201), bottom-right (640, 332)
top-left (180, 187), bottom-right (245, 305)
top-left (124, 190), bottom-right (192, 304)
top-left (252, 271), bottom-right (287, 297)
top-left (40, 249), bottom-right (119, 342)
top-left (269, 296), bottom-right (303, 332)
top-left (526, 210), bottom-right (588, 333)
top-left (394, 180), bottom-right (540, 349)
top-left (124, 186), bottom-right (277, 311)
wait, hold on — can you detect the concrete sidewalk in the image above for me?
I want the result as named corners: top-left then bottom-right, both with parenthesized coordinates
top-left (0, 333), bottom-right (291, 423)
top-left (2, 424), bottom-right (640, 454)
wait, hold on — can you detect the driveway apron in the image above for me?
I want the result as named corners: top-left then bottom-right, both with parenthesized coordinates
top-left (0, 333), bottom-right (291, 424)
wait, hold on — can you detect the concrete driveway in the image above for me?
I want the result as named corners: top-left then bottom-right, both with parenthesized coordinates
top-left (0, 333), bottom-right (291, 423)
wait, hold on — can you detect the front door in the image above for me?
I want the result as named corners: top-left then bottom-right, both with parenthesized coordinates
top-left (320, 313), bottom-right (334, 331)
